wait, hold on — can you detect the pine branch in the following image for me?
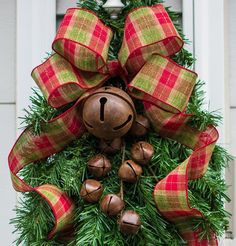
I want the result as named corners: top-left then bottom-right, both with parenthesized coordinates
top-left (11, 193), bottom-right (55, 246)
top-left (12, 131), bottom-right (231, 244)
top-left (20, 88), bottom-right (74, 135)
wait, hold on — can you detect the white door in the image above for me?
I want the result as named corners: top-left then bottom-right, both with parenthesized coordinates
top-left (0, 0), bottom-right (17, 245)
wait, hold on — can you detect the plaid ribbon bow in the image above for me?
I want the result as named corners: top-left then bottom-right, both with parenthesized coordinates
top-left (8, 4), bottom-right (218, 245)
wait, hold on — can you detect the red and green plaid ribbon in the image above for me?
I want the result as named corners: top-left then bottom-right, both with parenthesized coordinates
top-left (8, 4), bottom-right (218, 244)
top-left (145, 103), bottom-right (218, 245)
top-left (8, 102), bottom-right (84, 239)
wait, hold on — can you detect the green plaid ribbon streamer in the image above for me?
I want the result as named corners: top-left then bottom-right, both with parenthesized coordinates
top-left (8, 4), bottom-right (218, 244)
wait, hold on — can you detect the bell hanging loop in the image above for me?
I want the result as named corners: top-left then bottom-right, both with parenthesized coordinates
top-left (103, 0), bottom-right (125, 19)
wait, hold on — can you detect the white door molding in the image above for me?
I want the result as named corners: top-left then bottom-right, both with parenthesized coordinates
top-left (183, 0), bottom-right (229, 144)
top-left (183, 1), bottom-right (232, 244)
top-left (16, 0), bottom-right (56, 135)
top-left (193, 0), bottom-right (229, 145)
top-left (193, 5), bottom-right (231, 243)
top-left (182, 0), bottom-right (194, 55)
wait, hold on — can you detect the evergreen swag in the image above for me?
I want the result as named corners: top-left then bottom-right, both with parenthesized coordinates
top-left (11, 0), bottom-right (232, 245)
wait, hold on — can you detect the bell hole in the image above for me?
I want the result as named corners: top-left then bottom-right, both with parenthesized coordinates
top-left (123, 221), bottom-right (139, 227)
top-left (84, 121), bottom-right (93, 128)
top-left (140, 143), bottom-right (146, 159)
top-left (104, 86), bottom-right (110, 90)
top-left (113, 115), bottom-right (133, 131)
top-left (84, 180), bottom-right (89, 194)
top-left (101, 156), bottom-right (106, 174)
top-left (86, 185), bottom-right (102, 202)
top-left (87, 185), bottom-right (101, 195)
top-left (107, 196), bottom-right (113, 215)
top-left (88, 164), bottom-right (100, 169)
top-left (126, 161), bottom-right (137, 177)
top-left (100, 97), bottom-right (107, 122)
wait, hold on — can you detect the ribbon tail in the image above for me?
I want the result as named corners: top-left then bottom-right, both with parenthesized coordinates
top-left (8, 103), bottom-right (85, 238)
top-left (35, 185), bottom-right (75, 239)
top-left (145, 103), bottom-right (218, 246)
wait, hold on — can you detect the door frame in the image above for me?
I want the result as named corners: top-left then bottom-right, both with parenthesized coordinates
top-left (16, 0), bottom-right (56, 135)
top-left (183, 1), bottom-right (232, 244)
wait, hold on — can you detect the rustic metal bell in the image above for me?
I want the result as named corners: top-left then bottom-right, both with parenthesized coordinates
top-left (118, 160), bottom-right (142, 183)
top-left (130, 115), bottom-right (150, 137)
top-left (87, 154), bottom-right (111, 178)
top-left (80, 179), bottom-right (103, 203)
top-left (99, 138), bottom-right (123, 154)
top-left (131, 141), bottom-right (154, 166)
top-left (100, 194), bottom-right (125, 216)
top-left (82, 87), bottom-right (136, 140)
top-left (118, 210), bottom-right (141, 235)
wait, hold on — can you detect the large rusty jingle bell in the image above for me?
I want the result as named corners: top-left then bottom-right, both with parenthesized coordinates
top-left (82, 87), bottom-right (136, 140)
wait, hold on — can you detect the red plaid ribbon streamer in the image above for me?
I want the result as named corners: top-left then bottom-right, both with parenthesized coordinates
top-left (145, 104), bottom-right (218, 245)
top-left (8, 4), bottom-right (217, 244)
top-left (8, 102), bottom-right (85, 238)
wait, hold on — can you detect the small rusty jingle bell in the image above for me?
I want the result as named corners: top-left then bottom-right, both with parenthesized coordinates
top-left (82, 87), bottom-right (136, 140)
top-left (130, 115), bottom-right (150, 137)
top-left (118, 210), bottom-right (141, 235)
top-left (131, 141), bottom-right (154, 166)
top-left (87, 154), bottom-right (111, 178)
top-left (100, 194), bottom-right (124, 216)
top-left (118, 160), bottom-right (142, 183)
top-left (80, 179), bottom-right (103, 203)
top-left (99, 138), bottom-right (123, 154)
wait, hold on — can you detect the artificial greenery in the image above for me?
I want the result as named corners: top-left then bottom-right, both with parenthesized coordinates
top-left (11, 0), bottom-right (232, 245)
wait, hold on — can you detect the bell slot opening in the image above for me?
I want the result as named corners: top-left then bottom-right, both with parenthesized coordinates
top-left (140, 143), bottom-right (147, 160)
top-left (123, 221), bottom-right (140, 227)
top-left (100, 97), bottom-right (107, 122)
top-left (113, 115), bottom-right (133, 130)
top-left (84, 121), bottom-right (93, 128)
top-left (126, 161), bottom-right (137, 177)
top-left (107, 196), bottom-right (113, 215)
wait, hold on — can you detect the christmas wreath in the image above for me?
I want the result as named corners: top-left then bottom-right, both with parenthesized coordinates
top-left (10, 1), bottom-right (231, 245)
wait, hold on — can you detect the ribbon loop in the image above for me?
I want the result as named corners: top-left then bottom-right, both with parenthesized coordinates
top-left (119, 4), bottom-right (183, 75)
top-left (53, 8), bottom-right (113, 72)
top-left (32, 5), bottom-right (188, 111)
top-left (129, 55), bottom-right (197, 113)
top-left (32, 54), bottom-right (109, 108)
